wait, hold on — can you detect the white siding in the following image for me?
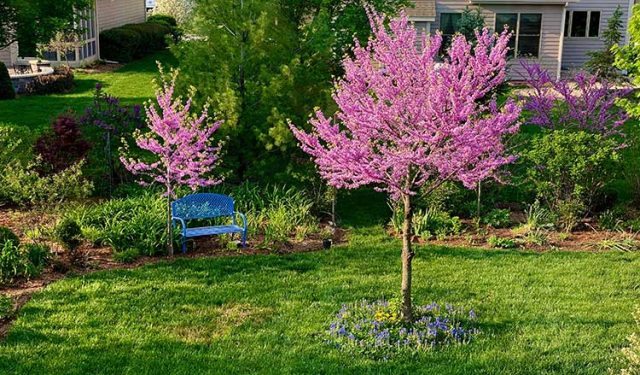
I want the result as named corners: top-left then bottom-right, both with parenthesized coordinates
top-left (0, 43), bottom-right (18, 66)
top-left (562, 0), bottom-right (632, 68)
top-left (432, 0), bottom-right (564, 79)
top-left (96, 0), bottom-right (146, 32)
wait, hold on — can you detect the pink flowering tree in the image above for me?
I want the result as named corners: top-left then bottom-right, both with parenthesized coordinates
top-left (121, 77), bottom-right (223, 256)
top-left (290, 11), bottom-right (520, 321)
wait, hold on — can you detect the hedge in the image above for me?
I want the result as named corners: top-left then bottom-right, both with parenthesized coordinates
top-left (147, 14), bottom-right (177, 27)
top-left (0, 62), bottom-right (15, 100)
top-left (99, 21), bottom-right (172, 63)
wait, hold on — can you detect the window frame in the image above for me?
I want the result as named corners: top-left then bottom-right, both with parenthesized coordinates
top-left (564, 10), bottom-right (601, 39)
top-left (495, 12), bottom-right (543, 59)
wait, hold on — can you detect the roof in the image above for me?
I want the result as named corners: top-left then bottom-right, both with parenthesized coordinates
top-left (405, 0), bottom-right (436, 19)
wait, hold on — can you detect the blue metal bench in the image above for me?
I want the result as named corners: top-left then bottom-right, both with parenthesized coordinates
top-left (171, 193), bottom-right (247, 253)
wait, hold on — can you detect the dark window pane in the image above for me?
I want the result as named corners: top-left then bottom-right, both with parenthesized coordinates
top-left (66, 50), bottom-right (76, 61)
top-left (564, 11), bottom-right (570, 36)
top-left (496, 13), bottom-right (517, 57)
top-left (519, 14), bottom-right (541, 35)
top-left (571, 11), bottom-right (587, 37)
top-left (496, 13), bottom-right (518, 33)
top-left (43, 51), bottom-right (58, 61)
top-left (589, 11), bottom-right (600, 37)
top-left (518, 36), bottom-right (540, 57)
top-left (440, 13), bottom-right (461, 35)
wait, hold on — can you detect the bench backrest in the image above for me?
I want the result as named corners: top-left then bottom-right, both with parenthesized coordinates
top-left (172, 193), bottom-right (235, 220)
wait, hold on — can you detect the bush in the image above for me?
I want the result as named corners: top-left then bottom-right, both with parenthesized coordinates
top-left (0, 227), bottom-right (19, 247)
top-left (24, 66), bottom-right (74, 95)
top-left (2, 161), bottom-right (93, 207)
top-left (80, 84), bottom-right (144, 195)
top-left (327, 299), bottom-right (478, 359)
top-left (147, 14), bottom-right (178, 27)
top-left (0, 241), bottom-right (31, 284)
top-left (53, 218), bottom-right (82, 252)
top-left (525, 130), bottom-right (621, 230)
top-left (0, 61), bottom-right (15, 100)
top-left (99, 27), bottom-right (141, 63)
top-left (100, 22), bottom-right (171, 63)
top-left (482, 209), bottom-right (511, 228)
top-left (23, 243), bottom-right (51, 271)
top-left (34, 113), bottom-right (91, 174)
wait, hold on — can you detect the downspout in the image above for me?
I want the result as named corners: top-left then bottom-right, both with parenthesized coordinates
top-left (556, 2), bottom-right (568, 80)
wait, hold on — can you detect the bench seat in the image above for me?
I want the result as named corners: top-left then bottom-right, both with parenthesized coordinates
top-left (185, 225), bottom-right (245, 238)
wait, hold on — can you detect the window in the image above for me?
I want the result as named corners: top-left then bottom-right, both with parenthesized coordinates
top-left (412, 21), bottom-right (430, 34)
top-left (565, 10), bottom-right (600, 38)
top-left (495, 13), bottom-right (542, 58)
top-left (440, 13), bottom-right (462, 47)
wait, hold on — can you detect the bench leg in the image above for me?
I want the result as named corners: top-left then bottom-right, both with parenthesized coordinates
top-left (182, 237), bottom-right (187, 254)
top-left (241, 230), bottom-right (247, 248)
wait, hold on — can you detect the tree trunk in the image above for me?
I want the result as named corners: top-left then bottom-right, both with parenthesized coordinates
top-left (401, 194), bottom-right (414, 322)
top-left (167, 195), bottom-right (174, 256)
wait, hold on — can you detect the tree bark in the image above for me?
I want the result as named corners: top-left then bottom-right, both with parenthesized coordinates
top-left (167, 195), bottom-right (174, 256)
top-left (401, 194), bottom-right (414, 322)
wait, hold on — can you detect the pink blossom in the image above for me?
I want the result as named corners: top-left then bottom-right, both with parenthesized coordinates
top-left (120, 81), bottom-right (223, 198)
top-left (290, 11), bottom-right (521, 199)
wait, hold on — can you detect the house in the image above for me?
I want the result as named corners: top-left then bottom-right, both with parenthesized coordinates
top-left (407, 0), bottom-right (636, 79)
top-left (0, 0), bottom-right (147, 67)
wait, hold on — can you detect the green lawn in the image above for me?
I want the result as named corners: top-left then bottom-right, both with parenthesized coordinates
top-left (1, 205), bottom-right (639, 374)
top-left (0, 51), bottom-right (175, 140)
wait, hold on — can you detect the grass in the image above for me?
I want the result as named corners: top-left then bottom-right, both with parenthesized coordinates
top-left (0, 51), bottom-right (176, 142)
top-left (1, 191), bottom-right (639, 374)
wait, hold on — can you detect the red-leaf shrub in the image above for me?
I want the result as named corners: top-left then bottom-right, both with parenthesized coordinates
top-left (34, 113), bottom-right (91, 174)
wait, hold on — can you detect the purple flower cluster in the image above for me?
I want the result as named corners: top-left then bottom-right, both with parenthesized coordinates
top-left (326, 300), bottom-right (479, 358)
top-left (80, 83), bottom-right (144, 135)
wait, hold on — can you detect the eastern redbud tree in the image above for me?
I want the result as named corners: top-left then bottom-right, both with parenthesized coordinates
top-left (290, 12), bottom-right (520, 321)
top-left (121, 76), bottom-right (223, 255)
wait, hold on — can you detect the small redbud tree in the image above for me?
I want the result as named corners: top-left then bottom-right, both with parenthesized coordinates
top-left (121, 76), bottom-right (223, 255)
top-left (290, 11), bottom-right (520, 321)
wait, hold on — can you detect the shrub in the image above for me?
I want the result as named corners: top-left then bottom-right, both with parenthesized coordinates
top-left (525, 130), bottom-right (621, 230)
top-left (0, 61), bottom-right (15, 100)
top-left (0, 241), bottom-right (31, 284)
top-left (99, 22), bottom-right (171, 62)
top-left (80, 84), bottom-right (144, 195)
top-left (2, 161), bottom-right (93, 207)
top-left (487, 235), bottom-right (517, 249)
top-left (481, 208), bottom-right (511, 228)
top-left (0, 227), bottom-right (19, 247)
top-left (23, 243), bottom-right (51, 271)
top-left (147, 14), bottom-right (178, 27)
top-left (34, 113), bottom-right (91, 174)
top-left (327, 299), bottom-right (478, 359)
top-left (53, 218), bottom-right (82, 257)
top-left (99, 27), bottom-right (141, 62)
top-left (24, 66), bottom-right (74, 95)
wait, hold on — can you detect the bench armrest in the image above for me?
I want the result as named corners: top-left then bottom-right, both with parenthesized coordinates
top-left (172, 216), bottom-right (187, 231)
top-left (235, 212), bottom-right (247, 230)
